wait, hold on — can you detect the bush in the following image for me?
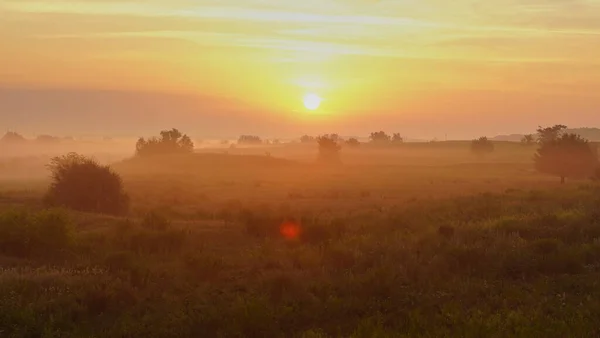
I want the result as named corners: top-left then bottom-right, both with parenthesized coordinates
top-left (471, 137), bottom-right (494, 155)
top-left (534, 133), bottom-right (598, 183)
top-left (316, 135), bottom-right (342, 165)
top-left (0, 209), bottom-right (74, 257)
top-left (238, 135), bottom-right (263, 145)
top-left (369, 131), bottom-right (391, 144)
top-left (345, 138), bottom-right (360, 148)
top-left (44, 153), bottom-right (130, 215)
top-left (136, 129), bottom-right (194, 156)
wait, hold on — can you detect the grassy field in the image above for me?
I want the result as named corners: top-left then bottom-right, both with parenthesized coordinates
top-left (1, 141), bottom-right (599, 337)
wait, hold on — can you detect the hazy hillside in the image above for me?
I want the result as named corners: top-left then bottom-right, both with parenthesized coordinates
top-left (493, 128), bottom-right (600, 142)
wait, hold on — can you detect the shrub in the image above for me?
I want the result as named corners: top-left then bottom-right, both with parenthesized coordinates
top-left (521, 134), bottom-right (535, 146)
top-left (369, 131), bottom-right (391, 144)
top-left (534, 133), bottom-right (598, 183)
top-left (238, 135), bottom-right (263, 145)
top-left (316, 135), bottom-right (342, 165)
top-left (44, 153), bottom-right (129, 215)
top-left (0, 209), bottom-right (74, 257)
top-left (471, 137), bottom-right (494, 155)
top-left (392, 133), bottom-right (404, 143)
top-left (345, 138), bottom-right (360, 148)
top-left (136, 129), bottom-right (194, 156)
top-left (300, 135), bottom-right (315, 144)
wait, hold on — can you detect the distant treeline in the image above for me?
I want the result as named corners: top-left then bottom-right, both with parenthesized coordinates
top-left (493, 128), bottom-right (600, 142)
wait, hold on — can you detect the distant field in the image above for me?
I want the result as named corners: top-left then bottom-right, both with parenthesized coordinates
top-left (1, 141), bottom-right (599, 337)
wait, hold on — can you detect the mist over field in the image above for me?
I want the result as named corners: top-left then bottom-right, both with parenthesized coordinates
top-left (2, 0), bottom-right (600, 335)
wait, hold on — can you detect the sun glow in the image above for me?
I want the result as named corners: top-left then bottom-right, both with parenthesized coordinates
top-left (303, 93), bottom-right (322, 110)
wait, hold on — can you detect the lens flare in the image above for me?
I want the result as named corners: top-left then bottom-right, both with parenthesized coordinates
top-left (280, 221), bottom-right (301, 240)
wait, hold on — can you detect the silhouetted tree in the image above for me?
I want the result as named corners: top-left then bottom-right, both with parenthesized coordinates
top-left (1, 132), bottom-right (26, 144)
top-left (317, 135), bottom-right (341, 164)
top-left (238, 135), bottom-right (262, 145)
top-left (392, 133), bottom-right (404, 143)
top-left (345, 138), bottom-right (360, 147)
top-left (534, 133), bottom-right (598, 184)
top-left (300, 135), bottom-right (315, 144)
top-left (370, 131), bottom-right (391, 144)
top-left (136, 129), bottom-right (194, 156)
top-left (537, 125), bottom-right (567, 144)
top-left (471, 137), bottom-right (494, 155)
top-left (44, 153), bottom-right (129, 215)
top-left (521, 134), bottom-right (535, 145)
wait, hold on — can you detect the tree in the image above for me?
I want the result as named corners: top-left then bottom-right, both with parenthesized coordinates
top-left (44, 153), bottom-right (129, 215)
top-left (317, 135), bottom-right (341, 164)
top-left (392, 133), bottom-right (404, 143)
top-left (521, 134), bottom-right (535, 146)
top-left (238, 135), bottom-right (262, 145)
top-left (300, 135), bottom-right (315, 144)
top-left (534, 133), bottom-right (598, 184)
top-left (136, 128), bottom-right (194, 156)
top-left (537, 124), bottom-right (567, 144)
top-left (345, 138), bottom-right (360, 147)
top-left (471, 137), bottom-right (494, 155)
top-left (370, 131), bottom-right (391, 144)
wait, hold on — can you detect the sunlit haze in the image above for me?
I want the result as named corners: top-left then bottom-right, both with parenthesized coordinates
top-left (1, 0), bottom-right (599, 139)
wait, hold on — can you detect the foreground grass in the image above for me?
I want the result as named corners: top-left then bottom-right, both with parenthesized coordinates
top-left (1, 184), bottom-right (600, 337)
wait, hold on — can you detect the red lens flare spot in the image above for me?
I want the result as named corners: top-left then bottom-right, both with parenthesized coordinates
top-left (280, 221), bottom-right (301, 240)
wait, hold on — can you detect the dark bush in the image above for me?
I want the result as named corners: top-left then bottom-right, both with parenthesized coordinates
top-left (471, 137), bottom-right (494, 155)
top-left (0, 209), bottom-right (74, 257)
top-left (316, 135), bottom-right (342, 165)
top-left (369, 131), bottom-right (391, 144)
top-left (345, 138), bottom-right (360, 148)
top-left (238, 135), bottom-right (263, 145)
top-left (136, 129), bottom-right (194, 156)
top-left (534, 133), bottom-right (598, 183)
top-left (44, 153), bottom-right (129, 215)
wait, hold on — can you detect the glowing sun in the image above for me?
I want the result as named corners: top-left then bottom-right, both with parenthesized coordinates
top-left (303, 93), bottom-right (322, 110)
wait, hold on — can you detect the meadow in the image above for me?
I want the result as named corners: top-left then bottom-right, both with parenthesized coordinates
top-left (1, 141), bottom-right (599, 337)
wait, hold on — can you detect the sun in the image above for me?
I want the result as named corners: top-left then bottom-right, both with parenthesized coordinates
top-left (303, 93), bottom-right (322, 111)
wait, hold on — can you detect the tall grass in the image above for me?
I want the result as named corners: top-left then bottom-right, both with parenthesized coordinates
top-left (1, 183), bottom-right (600, 336)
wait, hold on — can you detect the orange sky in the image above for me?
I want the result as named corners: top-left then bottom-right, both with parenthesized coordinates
top-left (1, 0), bottom-right (599, 138)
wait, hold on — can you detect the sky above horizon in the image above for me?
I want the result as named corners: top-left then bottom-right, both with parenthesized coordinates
top-left (1, 0), bottom-right (599, 139)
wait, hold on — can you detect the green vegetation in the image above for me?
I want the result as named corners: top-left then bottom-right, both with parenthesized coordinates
top-left (0, 127), bottom-right (600, 337)
top-left (44, 153), bottom-right (129, 215)
top-left (1, 184), bottom-right (600, 337)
